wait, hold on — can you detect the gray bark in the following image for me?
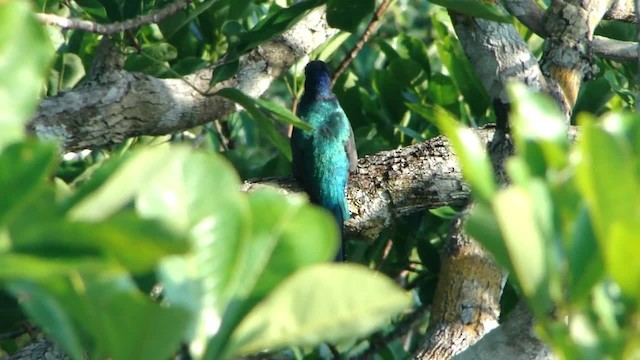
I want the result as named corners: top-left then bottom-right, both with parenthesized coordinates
top-left (28, 7), bottom-right (337, 151)
top-left (454, 302), bottom-right (557, 360)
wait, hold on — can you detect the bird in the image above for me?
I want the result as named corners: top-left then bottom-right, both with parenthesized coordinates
top-left (291, 60), bottom-right (358, 262)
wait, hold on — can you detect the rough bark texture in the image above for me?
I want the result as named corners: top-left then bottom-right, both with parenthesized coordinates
top-left (411, 9), bottom-right (546, 359)
top-left (541, 0), bottom-right (609, 113)
top-left (414, 216), bottom-right (507, 359)
top-left (454, 302), bottom-right (557, 360)
top-left (448, 8), bottom-right (555, 105)
top-left (7, 339), bottom-right (71, 360)
top-left (244, 128), bottom-right (499, 239)
top-left (504, 0), bottom-right (639, 62)
top-left (28, 7), bottom-right (337, 151)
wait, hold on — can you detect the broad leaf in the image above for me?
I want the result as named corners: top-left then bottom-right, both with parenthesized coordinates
top-left (9, 275), bottom-right (191, 360)
top-left (228, 264), bottom-right (412, 356)
top-left (327, 0), bottom-right (375, 32)
top-left (0, 0), bottom-right (53, 148)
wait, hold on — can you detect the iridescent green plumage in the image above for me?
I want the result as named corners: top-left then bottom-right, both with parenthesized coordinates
top-left (291, 61), bottom-right (357, 261)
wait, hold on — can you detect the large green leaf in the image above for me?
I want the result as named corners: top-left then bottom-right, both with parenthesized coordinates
top-left (0, 0), bottom-right (53, 148)
top-left (228, 264), bottom-right (412, 356)
top-left (244, 190), bottom-right (337, 300)
top-left (0, 141), bottom-right (57, 225)
top-left (68, 145), bottom-right (187, 221)
top-left (9, 275), bottom-right (191, 360)
top-left (567, 205), bottom-right (604, 302)
top-left (437, 110), bottom-right (496, 201)
top-left (490, 185), bottom-right (551, 316)
top-left (508, 83), bottom-right (569, 173)
top-left (326, 0), bottom-right (375, 32)
top-left (575, 114), bottom-right (640, 297)
top-left (139, 150), bottom-right (249, 355)
top-left (429, 0), bottom-right (512, 23)
top-left (204, 190), bottom-right (338, 359)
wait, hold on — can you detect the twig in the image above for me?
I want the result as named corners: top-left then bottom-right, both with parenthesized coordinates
top-left (331, 0), bottom-right (392, 84)
top-left (36, 0), bottom-right (193, 35)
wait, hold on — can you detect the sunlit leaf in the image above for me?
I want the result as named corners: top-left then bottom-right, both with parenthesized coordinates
top-left (228, 264), bottom-right (412, 355)
top-left (0, 1), bottom-right (53, 147)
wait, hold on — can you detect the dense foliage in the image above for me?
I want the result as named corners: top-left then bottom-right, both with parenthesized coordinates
top-left (1, 0), bottom-right (639, 358)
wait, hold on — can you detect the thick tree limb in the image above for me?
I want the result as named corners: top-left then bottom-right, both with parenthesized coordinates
top-left (243, 128), bottom-right (499, 240)
top-left (28, 7), bottom-right (336, 151)
top-left (504, 0), bottom-right (639, 62)
top-left (454, 302), bottom-right (556, 360)
top-left (541, 0), bottom-right (611, 113)
top-left (35, 0), bottom-right (192, 35)
top-left (414, 216), bottom-right (507, 359)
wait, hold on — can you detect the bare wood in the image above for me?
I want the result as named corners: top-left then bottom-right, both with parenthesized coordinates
top-left (36, 0), bottom-right (193, 35)
top-left (604, 0), bottom-right (637, 22)
top-left (504, 0), bottom-right (639, 62)
top-left (414, 216), bottom-right (507, 359)
top-left (28, 8), bottom-right (337, 151)
top-left (454, 302), bottom-right (556, 360)
top-left (447, 8), bottom-right (550, 103)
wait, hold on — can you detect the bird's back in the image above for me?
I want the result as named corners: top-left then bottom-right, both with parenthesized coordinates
top-left (292, 97), bottom-right (352, 222)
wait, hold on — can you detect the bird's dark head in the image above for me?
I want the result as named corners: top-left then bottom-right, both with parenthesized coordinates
top-left (303, 60), bottom-right (332, 98)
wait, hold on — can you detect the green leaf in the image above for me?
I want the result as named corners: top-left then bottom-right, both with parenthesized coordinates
top-left (396, 34), bottom-right (431, 77)
top-left (434, 16), bottom-right (489, 117)
top-left (68, 145), bottom-right (188, 221)
top-left (210, 60), bottom-right (239, 86)
top-left (140, 150), bottom-right (249, 356)
top-left (204, 190), bottom-right (338, 359)
top-left (226, 0), bottom-right (324, 60)
top-left (567, 205), bottom-right (604, 302)
top-left (575, 115), bottom-right (640, 297)
top-left (0, 1), bottom-right (53, 148)
top-left (326, 0), bottom-right (375, 32)
top-left (508, 83), bottom-right (569, 172)
top-left (228, 264), bottom-right (412, 356)
top-left (245, 190), bottom-right (338, 299)
top-left (254, 98), bottom-right (312, 131)
top-left (215, 88), bottom-right (293, 159)
top-left (389, 58), bottom-right (423, 87)
top-left (54, 53), bottom-right (86, 90)
top-left (9, 275), bottom-right (192, 360)
top-left (12, 212), bottom-right (188, 273)
top-left (429, 0), bottom-right (512, 23)
top-left (491, 186), bottom-right (551, 316)
top-left (0, 141), bottom-right (57, 225)
top-left (437, 110), bottom-right (496, 201)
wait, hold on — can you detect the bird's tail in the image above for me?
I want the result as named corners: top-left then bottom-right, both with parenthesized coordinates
top-left (329, 201), bottom-right (349, 262)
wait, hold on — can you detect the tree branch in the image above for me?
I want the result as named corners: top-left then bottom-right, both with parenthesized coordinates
top-left (28, 7), bottom-right (337, 151)
top-left (243, 127), bottom-right (500, 240)
top-left (504, 0), bottom-right (639, 62)
top-left (541, 0), bottom-right (611, 113)
top-left (35, 0), bottom-right (193, 35)
top-left (414, 215), bottom-right (507, 359)
top-left (453, 302), bottom-right (555, 360)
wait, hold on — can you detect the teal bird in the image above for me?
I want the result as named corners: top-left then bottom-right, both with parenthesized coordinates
top-left (291, 60), bottom-right (358, 261)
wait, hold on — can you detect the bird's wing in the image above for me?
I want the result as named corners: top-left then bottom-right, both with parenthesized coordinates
top-left (290, 127), bottom-right (308, 188)
top-left (345, 124), bottom-right (358, 173)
